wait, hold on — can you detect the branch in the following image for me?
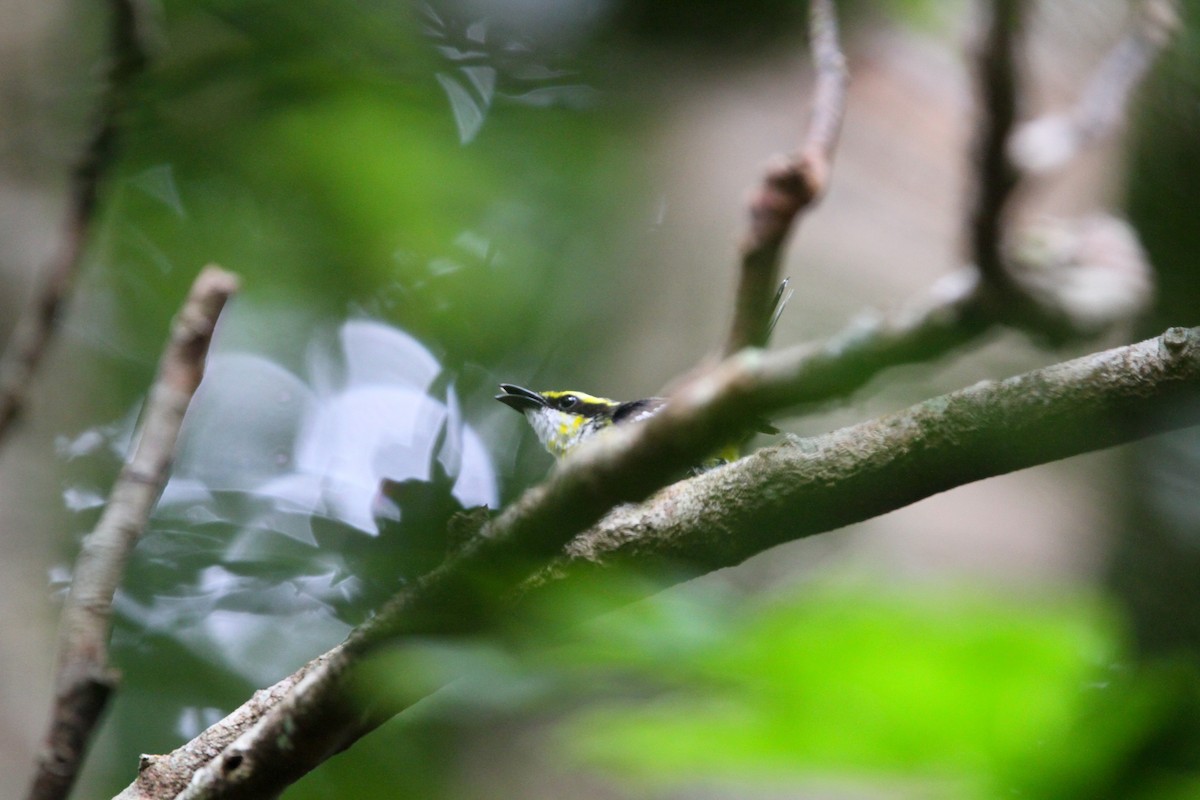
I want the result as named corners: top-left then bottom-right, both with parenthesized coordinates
top-left (967, 0), bottom-right (1026, 295)
top-left (712, 0), bottom-right (1170, 414)
top-left (723, 0), bottom-right (847, 355)
top-left (1009, 0), bottom-right (1180, 175)
top-left (538, 325), bottom-right (1200, 582)
top-left (26, 266), bottom-right (239, 800)
top-left (731, 269), bottom-right (991, 406)
top-left (115, 647), bottom-right (343, 800)
top-left (0, 0), bottom-right (146, 448)
top-left (118, 323), bottom-right (1200, 800)
top-left (817, 0), bottom-right (1166, 375)
top-left (718, 0), bottom-right (1166, 413)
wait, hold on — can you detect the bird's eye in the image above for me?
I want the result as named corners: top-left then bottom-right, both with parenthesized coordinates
top-left (559, 395), bottom-right (578, 410)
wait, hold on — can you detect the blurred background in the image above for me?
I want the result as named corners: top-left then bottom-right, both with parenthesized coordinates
top-left (1, 0), bottom-right (1199, 797)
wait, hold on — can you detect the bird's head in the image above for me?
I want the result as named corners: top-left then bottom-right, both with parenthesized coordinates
top-left (495, 384), bottom-right (621, 458)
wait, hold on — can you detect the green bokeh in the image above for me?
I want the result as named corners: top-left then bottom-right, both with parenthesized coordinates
top-left (354, 579), bottom-right (1200, 799)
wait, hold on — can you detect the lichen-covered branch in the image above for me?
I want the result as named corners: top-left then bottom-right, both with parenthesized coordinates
top-left (26, 266), bottom-right (239, 800)
top-left (723, 0), bottom-right (847, 355)
top-left (0, 0), bottom-right (146, 447)
top-left (127, 324), bottom-right (1200, 800)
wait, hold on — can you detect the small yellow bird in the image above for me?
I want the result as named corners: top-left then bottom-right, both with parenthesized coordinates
top-left (495, 384), bottom-right (760, 464)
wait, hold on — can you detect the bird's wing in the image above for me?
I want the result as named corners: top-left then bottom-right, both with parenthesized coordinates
top-left (612, 397), bottom-right (666, 425)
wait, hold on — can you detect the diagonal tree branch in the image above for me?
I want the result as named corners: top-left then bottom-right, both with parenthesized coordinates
top-left (115, 646), bottom-right (347, 800)
top-left (121, 323), bottom-right (1200, 800)
top-left (26, 266), bottom-right (239, 800)
top-left (537, 325), bottom-right (1200, 582)
top-left (746, 210), bottom-right (1153, 411)
top-left (723, 0), bottom-right (848, 355)
top-left (0, 0), bottom-right (146, 448)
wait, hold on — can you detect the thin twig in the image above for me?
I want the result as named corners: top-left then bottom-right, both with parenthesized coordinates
top-left (723, 0), bottom-right (847, 355)
top-left (1009, 0), bottom-right (1180, 175)
top-left (967, 0), bottom-right (1026, 296)
top-left (26, 266), bottom-right (239, 800)
top-left (119, 323), bottom-right (1200, 800)
top-left (0, 0), bottom-right (146, 448)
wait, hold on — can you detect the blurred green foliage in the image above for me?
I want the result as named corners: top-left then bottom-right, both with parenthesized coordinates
top-left (95, 0), bottom-right (648, 380)
top-left (346, 579), bottom-right (1200, 799)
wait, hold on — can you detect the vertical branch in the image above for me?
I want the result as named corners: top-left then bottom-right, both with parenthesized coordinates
top-left (966, 0), bottom-right (1169, 342)
top-left (24, 267), bottom-right (240, 800)
top-left (723, 0), bottom-right (848, 356)
top-left (0, 0), bottom-right (146, 447)
top-left (967, 0), bottom-right (1026, 295)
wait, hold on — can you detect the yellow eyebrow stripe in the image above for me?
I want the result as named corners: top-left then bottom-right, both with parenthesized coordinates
top-left (540, 390), bottom-right (616, 405)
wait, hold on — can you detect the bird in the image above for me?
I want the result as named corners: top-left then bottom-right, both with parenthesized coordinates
top-left (495, 384), bottom-right (770, 465)
top-left (496, 282), bottom-right (790, 463)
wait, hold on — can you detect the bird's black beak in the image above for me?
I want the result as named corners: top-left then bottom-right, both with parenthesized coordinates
top-left (495, 383), bottom-right (545, 412)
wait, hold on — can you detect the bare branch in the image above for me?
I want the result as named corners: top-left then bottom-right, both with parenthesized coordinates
top-left (26, 266), bottom-right (239, 800)
top-left (723, 0), bottom-right (848, 355)
top-left (118, 324), bottom-right (1200, 799)
top-left (0, 0), bottom-right (146, 448)
top-left (1010, 0), bottom-right (1180, 175)
top-left (967, 0), bottom-right (1026, 295)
